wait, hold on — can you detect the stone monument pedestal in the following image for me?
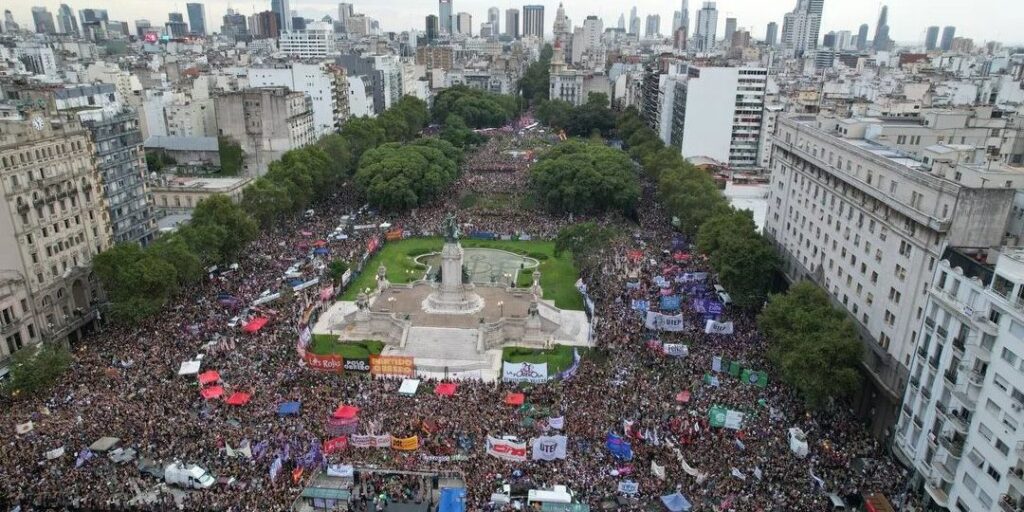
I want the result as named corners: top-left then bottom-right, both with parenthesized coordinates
top-left (424, 241), bottom-right (484, 314)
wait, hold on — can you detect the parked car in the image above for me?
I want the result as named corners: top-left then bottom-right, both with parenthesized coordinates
top-left (714, 284), bottom-right (733, 306)
top-left (163, 461), bottom-right (215, 489)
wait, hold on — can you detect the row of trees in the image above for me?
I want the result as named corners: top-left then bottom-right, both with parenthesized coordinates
top-left (759, 282), bottom-right (864, 409)
top-left (535, 93), bottom-right (616, 139)
top-left (432, 86), bottom-right (521, 129)
top-left (530, 139), bottom-right (640, 215)
top-left (96, 98), bottom-right (437, 324)
top-left (616, 109), bottom-right (777, 308)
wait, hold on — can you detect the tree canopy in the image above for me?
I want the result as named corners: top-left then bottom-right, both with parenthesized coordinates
top-left (431, 86), bottom-right (520, 129)
top-left (554, 222), bottom-right (618, 270)
top-left (536, 93), bottom-right (615, 138)
top-left (530, 140), bottom-right (639, 214)
top-left (519, 44), bottom-right (553, 106)
top-left (355, 139), bottom-right (461, 211)
top-left (759, 281), bottom-right (863, 409)
top-left (5, 342), bottom-right (72, 398)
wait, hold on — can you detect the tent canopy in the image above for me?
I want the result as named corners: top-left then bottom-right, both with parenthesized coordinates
top-left (438, 488), bottom-right (467, 512)
top-left (242, 317), bottom-right (268, 333)
top-left (201, 385), bottom-right (224, 400)
top-left (435, 383), bottom-right (457, 396)
top-left (505, 393), bottom-right (525, 406)
top-left (178, 360), bottom-right (201, 375)
top-left (226, 392), bottom-right (251, 406)
top-left (332, 405), bottom-right (360, 419)
top-left (660, 492), bottom-right (692, 512)
top-left (398, 379), bottom-right (420, 396)
top-left (89, 437), bottom-right (120, 452)
top-left (198, 370), bottom-right (220, 385)
top-left (278, 401), bottom-right (301, 416)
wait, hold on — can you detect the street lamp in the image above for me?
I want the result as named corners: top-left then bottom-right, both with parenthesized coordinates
top-left (497, 301), bottom-right (504, 318)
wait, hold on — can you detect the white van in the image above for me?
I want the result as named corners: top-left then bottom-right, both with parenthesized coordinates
top-left (827, 493), bottom-right (846, 511)
top-left (528, 485), bottom-right (573, 507)
top-left (714, 284), bottom-right (733, 306)
top-left (163, 462), bottom-right (215, 489)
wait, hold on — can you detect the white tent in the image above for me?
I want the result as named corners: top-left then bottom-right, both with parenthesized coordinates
top-left (398, 379), bottom-right (420, 396)
top-left (178, 360), bottom-right (201, 375)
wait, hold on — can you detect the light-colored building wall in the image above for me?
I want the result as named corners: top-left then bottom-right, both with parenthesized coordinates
top-left (213, 88), bottom-right (315, 176)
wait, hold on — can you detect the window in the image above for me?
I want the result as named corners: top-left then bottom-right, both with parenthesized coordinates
top-left (986, 465), bottom-right (1002, 483)
top-left (1002, 348), bottom-right (1018, 365)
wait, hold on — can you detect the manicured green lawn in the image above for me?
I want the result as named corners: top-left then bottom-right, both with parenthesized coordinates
top-left (502, 344), bottom-right (587, 373)
top-left (340, 237), bottom-right (583, 310)
top-left (310, 334), bottom-right (384, 358)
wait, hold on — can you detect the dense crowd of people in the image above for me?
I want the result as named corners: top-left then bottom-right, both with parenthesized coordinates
top-left (0, 132), bottom-right (912, 512)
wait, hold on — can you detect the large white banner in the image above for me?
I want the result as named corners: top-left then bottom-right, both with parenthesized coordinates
top-left (724, 410), bottom-right (745, 430)
top-left (704, 320), bottom-right (735, 335)
top-left (663, 344), bottom-right (688, 357)
top-left (502, 362), bottom-right (549, 383)
top-left (617, 481), bottom-right (640, 495)
top-left (645, 312), bottom-right (685, 331)
top-left (486, 436), bottom-right (528, 462)
top-left (350, 434), bottom-right (392, 448)
top-left (531, 435), bottom-right (568, 461)
top-left (547, 416), bottom-right (565, 430)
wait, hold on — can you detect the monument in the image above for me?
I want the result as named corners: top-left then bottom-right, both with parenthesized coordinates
top-left (423, 213), bottom-right (484, 314)
top-left (313, 213), bottom-right (592, 380)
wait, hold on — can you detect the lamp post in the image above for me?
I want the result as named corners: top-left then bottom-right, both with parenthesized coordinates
top-left (387, 296), bottom-right (396, 311)
top-left (497, 301), bottom-right (504, 318)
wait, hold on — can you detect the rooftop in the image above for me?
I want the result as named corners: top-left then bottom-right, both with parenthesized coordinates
top-left (144, 135), bottom-right (218, 152)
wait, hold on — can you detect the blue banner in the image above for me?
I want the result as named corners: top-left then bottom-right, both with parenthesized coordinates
top-left (606, 432), bottom-right (633, 460)
top-left (631, 299), bottom-right (650, 312)
top-left (706, 301), bottom-right (724, 315)
top-left (660, 295), bottom-right (681, 311)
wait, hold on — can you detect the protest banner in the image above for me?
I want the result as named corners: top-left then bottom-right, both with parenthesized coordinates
top-left (370, 355), bottom-right (415, 377)
top-left (391, 435), bottom-right (420, 451)
top-left (502, 361), bottom-right (549, 383)
top-left (486, 436), bottom-right (528, 462)
top-left (304, 353), bottom-right (343, 373)
top-left (531, 435), bottom-right (568, 461)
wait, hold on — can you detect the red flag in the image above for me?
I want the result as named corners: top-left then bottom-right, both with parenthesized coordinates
top-left (323, 436), bottom-right (348, 454)
top-left (292, 467), bottom-right (304, 483)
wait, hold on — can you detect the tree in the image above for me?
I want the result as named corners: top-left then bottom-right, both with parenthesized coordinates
top-left (519, 44), bottom-right (553, 105)
top-left (318, 134), bottom-right (355, 179)
top-left (341, 117), bottom-right (387, 162)
top-left (328, 260), bottom-right (350, 284)
top-left (190, 194), bottom-right (257, 263)
top-left (93, 243), bottom-right (181, 323)
top-left (145, 151), bottom-right (175, 172)
top-left (6, 343), bottom-right (72, 398)
top-left (697, 210), bottom-right (778, 309)
top-left (432, 86), bottom-right (519, 129)
top-left (147, 235), bottom-right (203, 286)
top-left (530, 140), bottom-right (639, 214)
top-left (242, 178), bottom-right (294, 227)
top-left (554, 222), bottom-right (616, 269)
top-left (536, 99), bottom-right (575, 130)
top-left (440, 114), bottom-right (485, 149)
top-left (758, 281), bottom-right (863, 409)
top-left (218, 136), bottom-right (244, 175)
top-left (354, 142), bottom-right (460, 211)
top-left (656, 166), bottom-right (730, 235)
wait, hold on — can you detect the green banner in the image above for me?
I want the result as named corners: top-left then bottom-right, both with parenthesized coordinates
top-left (709, 405), bottom-right (727, 428)
top-left (728, 361), bottom-right (741, 377)
top-left (741, 369), bottom-right (768, 388)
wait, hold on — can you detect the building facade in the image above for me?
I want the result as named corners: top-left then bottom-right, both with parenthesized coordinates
top-left (213, 88), bottom-right (315, 176)
top-left (693, 2), bottom-right (718, 52)
top-left (248, 62), bottom-right (349, 136)
top-left (522, 5), bottom-right (544, 39)
top-left (677, 66), bottom-right (767, 168)
top-left (278, 22), bottom-right (336, 59)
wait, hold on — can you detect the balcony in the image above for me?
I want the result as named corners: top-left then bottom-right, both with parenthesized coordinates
top-left (1000, 494), bottom-right (1024, 512)
top-left (918, 345), bottom-right (929, 358)
top-left (925, 316), bottom-right (936, 329)
top-left (943, 369), bottom-right (958, 385)
top-left (936, 325), bottom-right (949, 338)
top-left (929, 355), bottom-right (942, 369)
top-left (947, 410), bottom-right (971, 434)
top-left (940, 436), bottom-right (965, 459)
top-left (953, 337), bottom-right (966, 353)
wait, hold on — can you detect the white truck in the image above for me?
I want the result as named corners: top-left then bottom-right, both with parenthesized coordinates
top-left (163, 462), bottom-right (216, 489)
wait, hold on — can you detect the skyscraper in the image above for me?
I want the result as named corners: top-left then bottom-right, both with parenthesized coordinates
top-left (222, 8), bottom-right (248, 39)
top-left (629, 7), bottom-right (640, 36)
top-left (439, 0), bottom-right (453, 35)
top-left (166, 12), bottom-right (188, 37)
top-left (940, 25), bottom-right (956, 51)
top-left (425, 14), bottom-right (439, 42)
top-left (781, 0), bottom-right (822, 57)
top-left (504, 8), bottom-right (519, 38)
top-left (924, 25), bottom-right (939, 50)
top-left (31, 7), bottom-right (57, 34)
top-left (693, 2), bottom-right (718, 52)
top-left (723, 17), bottom-right (736, 45)
top-left (617, 13), bottom-right (625, 30)
top-left (856, 23), bottom-right (868, 50)
top-left (271, 0), bottom-right (292, 32)
top-left (645, 15), bottom-right (660, 38)
top-left (55, 4), bottom-right (78, 35)
top-left (455, 12), bottom-right (472, 36)
top-left (680, 0), bottom-right (689, 37)
top-left (872, 5), bottom-right (890, 50)
top-left (186, 3), bottom-right (207, 35)
top-left (488, 7), bottom-right (500, 30)
top-left (765, 21), bottom-right (778, 47)
top-left (522, 5), bottom-right (544, 38)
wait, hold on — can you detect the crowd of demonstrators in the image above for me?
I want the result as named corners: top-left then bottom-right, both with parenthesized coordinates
top-left (0, 139), bottom-right (911, 512)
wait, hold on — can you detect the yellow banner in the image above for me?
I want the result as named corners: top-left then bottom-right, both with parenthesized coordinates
top-left (391, 435), bottom-right (419, 451)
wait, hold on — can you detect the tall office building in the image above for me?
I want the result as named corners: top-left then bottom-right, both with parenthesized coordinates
top-left (856, 23), bottom-right (869, 50)
top-left (222, 8), bottom-right (248, 39)
top-left (628, 6), bottom-right (640, 36)
top-left (455, 12), bottom-right (472, 36)
top-left (439, 0), bottom-right (453, 35)
top-left (186, 3), bottom-right (207, 36)
top-left (338, 3), bottom-right (353, 32)
top-left (765, 21), bottom-right (778, 47)
top-left (56, 4), bottom-right (78, 35)
top-left (672, 66), bottom-right (767, 167)
top-left (271, 0), bottom-right (292, 32)
top-left (940, 26), bottom-right (956, 51)
top-left (693, 2), bottom-right (718, 52)
top-left (425, 15), bottom-right (439, 43)
top-left (248, 10), bottom-right (281, 38)
top-left (872, 5), bottom-right (891, 50)
top-left (723, 17), bottom-right (736, 45)
top-left (488, 7), bottom-right (500, 30)
top-left (31, 7), bottom-right (57, 34)
top-left (924, 25), bottom-right (939, 50)
top-left (617, 14), bottom-right (625, 30)
top-left (644, 15), bottom-right (660, 38)
top-left (166, 12), bottom-right (188, 38)
top-left (522, 5), bottom-right (544, 38)
top-left (679, 0), bottom-right (689, 37)
top-left (504, 9), bottom-right (519, 38)
top-left (135, 19), bottom-right (152, 38)
top-left (781, 0), bottom-right (822, 57)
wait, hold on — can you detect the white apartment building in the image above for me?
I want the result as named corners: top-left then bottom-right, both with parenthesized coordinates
top-left (0, 106), bottom-right (111, 348)
top-left (213, 87), bottom-right (315, 175)
top-left (278, 22), bottom-right (336, 59)
top-left (676, 66), bottom-right (767, 168)
top-left (894, 247), bottom-right (1024, 512)
top-left (764, 114), bottom-right (1024, 438)
top-left (248, 63), bottom-right (349, 136)
top-left (548, 44), bottom-right (584, 106)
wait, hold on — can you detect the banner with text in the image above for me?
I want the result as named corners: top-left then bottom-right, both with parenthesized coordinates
top-left (391, 435), bottom-right (420, 451)
top-left (645, 312), bottom-right (685, 331)
top-left (531, 435), bottom-right (568, 461)
top-left (370, 355), bottom-right (415, 377)
top-left (350, 434), bottom-right (392, 448)
top-left (305, 352), bottom-right (344, 373)
top-left (502, 361), bottom-right (549, 383)
top-left (704, 320), bottom-right (734, 335)
top-left (486, 436), bottom-right (529, 462)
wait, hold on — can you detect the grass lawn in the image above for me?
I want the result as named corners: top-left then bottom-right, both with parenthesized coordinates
top-left (502, 344), bottom-right (587, 373)
top-left (310, 334), bottom-right (384, 358)
top-left (340, 237), bottom-right (583, 310)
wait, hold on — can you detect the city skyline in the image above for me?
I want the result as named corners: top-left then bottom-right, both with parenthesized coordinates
top-left (6, 0), bottom-right (1021, 44)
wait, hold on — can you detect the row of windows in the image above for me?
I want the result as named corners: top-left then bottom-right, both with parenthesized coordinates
top-left (1, 140), bottom-right (86, 169)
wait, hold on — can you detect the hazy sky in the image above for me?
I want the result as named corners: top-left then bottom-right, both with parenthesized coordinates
top-left (7, 0), bottom-right (1022, 44)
